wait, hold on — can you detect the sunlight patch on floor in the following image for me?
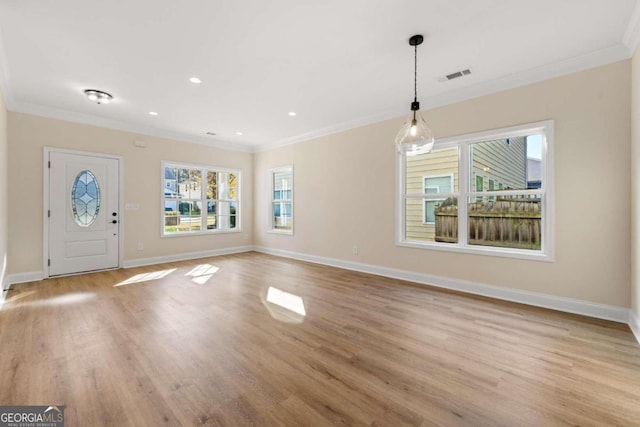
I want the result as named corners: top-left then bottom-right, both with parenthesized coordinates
top-left (114, 268), bottom-right (177, 287)
top-left (267, 286), bottom-right (306, 316)
top-left (2, 292), bottom-right (97, 309)
top-left (185, 264), bottom-right (219, 285)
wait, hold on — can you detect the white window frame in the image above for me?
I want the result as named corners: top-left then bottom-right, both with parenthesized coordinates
top-left (268, 165), bottom-right (294, 235)
top-left (161, 161), bottom-right (241, 237)
top-left (422, 174), bottom-right (454, 225)
top-left (397, 120), bottom-right (554, 262)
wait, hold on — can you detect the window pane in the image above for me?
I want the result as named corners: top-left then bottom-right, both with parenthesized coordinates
top-left (164, 167), bottom-right (179, 198)
top-left (219, 172), bottom-right (237, 200)
top-left (470, 135), bottom-right (543, 191)
top-left (273, 169), bottom-right (293, 200)
top-left (468, 194), bottom-right (541, 250)
top-left (185, 170), bottom-right (201, 199)
top-left (405, 197), bottom-right (458, 243)
top-left (178, 168), bottom-right (190, 197)
top-left (71, 170), bottom-right (100, 227)
top-left (406, 147), bottom-right (459, 195)
top-left (273, 202), bottom-right (292, 230)
top-left (424, 175), bottom-right (453, 195)
top-left (207, 171), bottom-right (217, 200)
top-left (207, 201), bottom-right (216, 230)
top-left (217, 201), bottom-right (237, 229)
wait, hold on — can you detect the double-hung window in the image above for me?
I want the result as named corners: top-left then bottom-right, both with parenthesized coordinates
top-left (398, 120), bottom-right (553, 261)
top-left (162, 162), bottom-right (240, 236)
top-left (269, 166), bottom-right (293, 234)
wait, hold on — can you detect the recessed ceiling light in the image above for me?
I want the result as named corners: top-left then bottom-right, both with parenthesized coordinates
top-left (236, 131), bottom-right (243, 136)
top-left (288, 111), bottom-right (297, 116)
top-left (149, 111), bottom-right (158, 116)
top-left (189, 77), bottom-right (202, 84)
top-left (84, 89), bottom-right (112, 105)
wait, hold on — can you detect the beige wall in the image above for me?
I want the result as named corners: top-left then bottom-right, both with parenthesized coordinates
top-left (255, 60), bottom-right (631, 308)
top-left (7, 113), bottom-right (253, 274)
top-left (632, 48), bottom-right (640, 320)
top-left (0, 87), bottom-right (7, 290)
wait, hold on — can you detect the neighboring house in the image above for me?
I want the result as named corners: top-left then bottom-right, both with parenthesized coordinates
top-left (527, 157), bottom-right (542, 189)
top-left (164, 167), bottom-right (177, 192)
top-left (406, 136), bottom-right (529, 242)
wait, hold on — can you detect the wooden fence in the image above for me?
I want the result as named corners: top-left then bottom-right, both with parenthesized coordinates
top-left (435, 198), bottom-right (541, 249)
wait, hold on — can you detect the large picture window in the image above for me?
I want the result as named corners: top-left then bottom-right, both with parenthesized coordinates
top-left (398, 121), bottom-right (553, 261)
top-left (269, 166), bottom-right (293, 234)
top-left (162, 162), bottom-right (240, 236)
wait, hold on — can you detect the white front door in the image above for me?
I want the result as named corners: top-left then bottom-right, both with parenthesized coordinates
top-left (48, 151), bottom-right (120, 276)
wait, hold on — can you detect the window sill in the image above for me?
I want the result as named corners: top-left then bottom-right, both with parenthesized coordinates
top-left (396, 240), bottom-right (553, 262)
top-left (162, 228), bottom-right (242, 238)
top-left (267, 229), bottom-right (294, 236)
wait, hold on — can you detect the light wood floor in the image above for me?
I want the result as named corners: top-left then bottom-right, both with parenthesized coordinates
top-left (1, 252), bottom-right (639, 426)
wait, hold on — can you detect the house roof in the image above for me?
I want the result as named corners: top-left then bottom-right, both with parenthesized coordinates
top-left (0, 1), bottom-right (637, 152)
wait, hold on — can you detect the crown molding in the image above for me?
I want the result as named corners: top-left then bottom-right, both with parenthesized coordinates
top-left (9, 101), bottom-right (254, 153)
top-left (255, 43), bottom-right (630, 152)
top-left (252, 108), bottom-right (403, 152)
top-left (623, 0), bottom-right (640, 56)
top-left (0, 25), bottom-right (14, 107)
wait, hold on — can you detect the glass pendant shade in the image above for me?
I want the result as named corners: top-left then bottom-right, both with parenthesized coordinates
top-left (395, 110), bottom-right (434, 156)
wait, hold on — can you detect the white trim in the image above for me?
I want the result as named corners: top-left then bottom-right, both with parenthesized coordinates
top-left (160, 161), bottom-right (242, 237)
top-left (43, 147), bottom-right (124, 278)
top-left (630, 310), bottom-right (640, 345)
top-left (624, 1), bottom-right (640, 56)
top-left (0, 40), bottom-right (629, 154)
top-left (397, 120), bottom-right (554, 262)
top-left (254, 44), bottom-right (629, 152)
top-left (268, 165), bottom-right (294, 235)
top-left (254, 246), bottom-right (629, 323)
top-left (10, 101), bottom-right (253, 153)
top-left (4, 271), bottom-right (45, 286)
top-left (122, 245), bottom-right (253, 268)
top-left (44, 148), bottom-right (125, 275)
top-left (0, 26), bottom-right (14, 107)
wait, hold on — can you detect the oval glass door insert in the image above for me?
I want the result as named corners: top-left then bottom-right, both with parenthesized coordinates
top-left (71, 170), bottom-right (101, 227)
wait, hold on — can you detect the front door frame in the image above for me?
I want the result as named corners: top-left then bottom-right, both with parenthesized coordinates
top-left (43, 147), bottom-right (125, 278)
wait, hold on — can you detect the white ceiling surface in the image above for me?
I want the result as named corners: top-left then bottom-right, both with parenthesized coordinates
top-left (0, 0), bottom-right (638, 151)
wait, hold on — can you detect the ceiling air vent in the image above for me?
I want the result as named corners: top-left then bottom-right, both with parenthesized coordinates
top-left (205, 132), bottom-right (217, 136)
top-left (439, 68), bottom-right (471, 82)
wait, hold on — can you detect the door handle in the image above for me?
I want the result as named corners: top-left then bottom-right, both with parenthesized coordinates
top-left (112, 220), bottom-right (118, 224)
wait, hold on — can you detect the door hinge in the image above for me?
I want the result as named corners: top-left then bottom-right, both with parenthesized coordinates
top-left (48, 259), bottom-right (51, 266)
top-left (48, 210), bottom-right (50, 218)
top-left (48, 161), bottom-right (51, 168)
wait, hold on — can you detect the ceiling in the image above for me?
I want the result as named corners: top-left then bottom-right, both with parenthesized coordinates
top-left (0, 0), bottom-right (638, 152)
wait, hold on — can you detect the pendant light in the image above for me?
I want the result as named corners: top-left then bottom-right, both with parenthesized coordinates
top-left (395, 34), bottom-right (434, 156)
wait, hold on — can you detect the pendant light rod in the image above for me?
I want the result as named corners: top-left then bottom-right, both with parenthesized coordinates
top-left (409, 34), bottom-right (423, 112)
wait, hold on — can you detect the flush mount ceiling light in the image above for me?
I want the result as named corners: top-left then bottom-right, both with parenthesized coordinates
top-left (395, 34), bottom-right (434, 156)
top-left (288, 111), bottom-right (297, 117)
top-left (149, 111), bottom-right (159, 116)
top-left (84, 89), bottom-right (112, 105)
top-left (189, 77), bottom-right (202, 84)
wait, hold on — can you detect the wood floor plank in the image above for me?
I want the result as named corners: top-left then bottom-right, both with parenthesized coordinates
top-left (1, 252), bottom-right (639, 426)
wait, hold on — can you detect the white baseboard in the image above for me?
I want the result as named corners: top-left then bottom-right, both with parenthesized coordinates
top-left (254, 246), bottom-right (630, 324)
top-left (630, 310), bottom-right (640, 345)
top-left (123, 245), bottom-right (254, 268)
top-left (5, 271), bottom-right (44, 287)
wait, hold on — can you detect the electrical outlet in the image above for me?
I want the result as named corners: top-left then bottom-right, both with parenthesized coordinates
top-left (352, 246), bottom-right (358, 255)
top-left (137, 242), bottom-right (144, 251)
